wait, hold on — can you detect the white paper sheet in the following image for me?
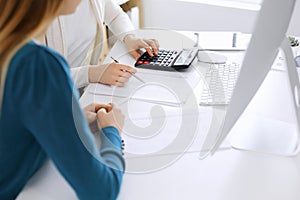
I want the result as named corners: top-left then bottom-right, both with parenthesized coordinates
top-left (88, 71), bottom-right (198, 106)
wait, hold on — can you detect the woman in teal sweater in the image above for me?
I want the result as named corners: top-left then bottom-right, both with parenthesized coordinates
top-left (0, 0), bottom-right (125, 199)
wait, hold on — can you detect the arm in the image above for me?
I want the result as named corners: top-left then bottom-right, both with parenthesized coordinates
top-left (103, 0), bottom-right (159, 59)
top-left (17, 48), bottom-right (124, 200)
top-left (102, 0), bottom-right (135, 42)
top-left (70, 65), bottom-right (90, 88)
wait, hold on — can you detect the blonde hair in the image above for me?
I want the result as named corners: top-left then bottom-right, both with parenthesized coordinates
top-left (0, 0), bottom-right (63, 109)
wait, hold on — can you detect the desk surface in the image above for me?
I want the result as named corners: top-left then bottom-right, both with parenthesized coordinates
top-left (18, 30), bottom-right (300, 200)
top-left (18, 150), bottom-right (300, 200)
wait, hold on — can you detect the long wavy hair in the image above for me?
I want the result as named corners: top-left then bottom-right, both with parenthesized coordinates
top-left (0, 0), bottom-right (63, 109)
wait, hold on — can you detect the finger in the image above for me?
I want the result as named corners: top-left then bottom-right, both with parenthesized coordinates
top-left (98, 103), bottom-right (113, 112)
top-left (152, 47), bottom-right (158, 56)
top-left (115, 81), bottom-right (125, 87)
top-left (114, 64), bottom-right (136, 76)
top-left (97, 108), bottom-right (107, 115)
top-left (138, 40), bottom-right (153, 57)
top-left (95, 104), bottom-right (111, 112)
top-left (86, 112), bottom-right (97, 123)
top-left (117, 76), bottom-right (130, 84)
top-left (111, 104), bottom-right (122, 111)
top-left (109, 79), bottom-right (119, 86)
top-left (145, 46), bottom-right (154, 57)
top-left (110, 71), bottom-right (130, 80)
top-left (108, 103), bottom-right (114, 110)
top-left (84, 103), bottom-right (97, 112)
top-left (153, 39), bottom-right (160, 49)
top-left (114, 68), bottom-right (127, 77)
top-left (145, 39), bottom-right (159, 56)
top-left (110, 63), bottom-right (124, 73)
top-left (111, 63), bottom-right (131, 72)
top-left (120, 72), bottom-right (132, 78)
top-left (130, 50), bottom-right (142, 60)
top-left (106, 105), bottom-right (113, 112)
top-left (120, 65), bottom-right (137, 74)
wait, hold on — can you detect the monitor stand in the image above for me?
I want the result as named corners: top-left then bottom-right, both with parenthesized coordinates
top-left (229, 113), bottom-right (299, 156)
top-left (229, 37), bottom-right (300, 156)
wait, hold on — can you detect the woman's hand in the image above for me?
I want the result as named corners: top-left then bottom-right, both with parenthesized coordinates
top-left (96, 103), bottom-right (124, 134)
top-left (83, 103), bottom-right (113, 133)
top-left (123, 34), bottom-right (160, 60)
top-left (88, 63), bottom-right (137, 87)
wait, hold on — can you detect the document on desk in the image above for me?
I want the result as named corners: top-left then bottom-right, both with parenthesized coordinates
top-left (88, 70), bottom-right (200, 106)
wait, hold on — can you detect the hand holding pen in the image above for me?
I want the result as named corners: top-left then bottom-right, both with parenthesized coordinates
top-left (111, 57), bottom-right (145, 84)
top-left (88, 58), bottom-right (137, 87)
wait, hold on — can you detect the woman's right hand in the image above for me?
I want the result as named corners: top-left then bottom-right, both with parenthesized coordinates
top-left (88, 63), bottom-right (136, 87)
top-left (96, 103), bottom-right (125, 134)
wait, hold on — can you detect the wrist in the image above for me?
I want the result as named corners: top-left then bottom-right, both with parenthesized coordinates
top-left (88, 65), bottom-right (104, 83)
top-left (98, 122), bottom-right (121, 133)
top-left (101, 126), bottom-right (122, 145)
top-left (123, 34), bottom-right (136, 44)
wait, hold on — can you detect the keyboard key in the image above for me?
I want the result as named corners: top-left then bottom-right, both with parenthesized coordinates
top-left (200, 62), bottom-right (241, 106)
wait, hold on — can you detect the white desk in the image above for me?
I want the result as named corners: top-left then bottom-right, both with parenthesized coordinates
top-left (18, 30), bottom-right (300, 200)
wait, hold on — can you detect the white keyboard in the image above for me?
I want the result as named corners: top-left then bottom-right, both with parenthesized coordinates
top-left (200, 62), bottom-right (240, 106)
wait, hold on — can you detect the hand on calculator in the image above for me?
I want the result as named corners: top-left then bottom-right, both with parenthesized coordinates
top-left (123, 34), bottom-right (159, 60)
top-left (135, 49), bottom-right (198, 71)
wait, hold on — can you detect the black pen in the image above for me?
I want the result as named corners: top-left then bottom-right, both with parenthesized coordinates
top-left (110, 56), bottom-right (145, 84)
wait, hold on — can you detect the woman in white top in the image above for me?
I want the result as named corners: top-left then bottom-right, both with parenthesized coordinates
top-left (45, 0), bottom-right (159, 88)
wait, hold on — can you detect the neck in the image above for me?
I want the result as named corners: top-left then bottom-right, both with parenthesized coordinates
top-left (33, 27), bottom-right (48, 45)
top-left (34, 34), bottom-right (46, 45)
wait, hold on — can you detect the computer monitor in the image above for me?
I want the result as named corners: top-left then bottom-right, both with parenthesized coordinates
top-left (200, 0), bottom-right (300, 158)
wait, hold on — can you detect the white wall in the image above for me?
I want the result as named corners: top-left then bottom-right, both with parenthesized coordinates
top-left (287, 0), bottom-right (300, 36)
top-left (142, 0), bottom-right (259, 33)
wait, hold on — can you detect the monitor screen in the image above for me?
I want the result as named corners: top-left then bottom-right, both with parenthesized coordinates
top-left (199, 0), bottom-right (299, 158)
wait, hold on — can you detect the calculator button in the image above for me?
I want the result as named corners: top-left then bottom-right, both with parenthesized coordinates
top-left (137, 61), bottom-right (143, 65)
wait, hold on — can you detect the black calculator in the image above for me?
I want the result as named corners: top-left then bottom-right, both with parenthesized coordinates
top-left (134, 48), bottom-right (198, 71)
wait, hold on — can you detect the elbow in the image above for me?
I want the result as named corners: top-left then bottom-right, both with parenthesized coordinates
top-left (96, 169), bottom-right (123, 200)
top-left (79, 168), bottom-right (124, 200)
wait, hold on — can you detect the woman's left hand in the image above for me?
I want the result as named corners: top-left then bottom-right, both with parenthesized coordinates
top-left (123, 34), bottom-right (159, 60)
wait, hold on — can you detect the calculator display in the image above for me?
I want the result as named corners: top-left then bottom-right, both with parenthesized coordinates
top-left (174, 50), bottom-right (191, 65)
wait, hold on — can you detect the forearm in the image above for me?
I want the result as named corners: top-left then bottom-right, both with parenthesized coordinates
top-left (70, 66), bottom-right (90, 88)
top-left (99, 126), bottom-right (125, 171)
top-left (86, 126), bottom-right (124, 200)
